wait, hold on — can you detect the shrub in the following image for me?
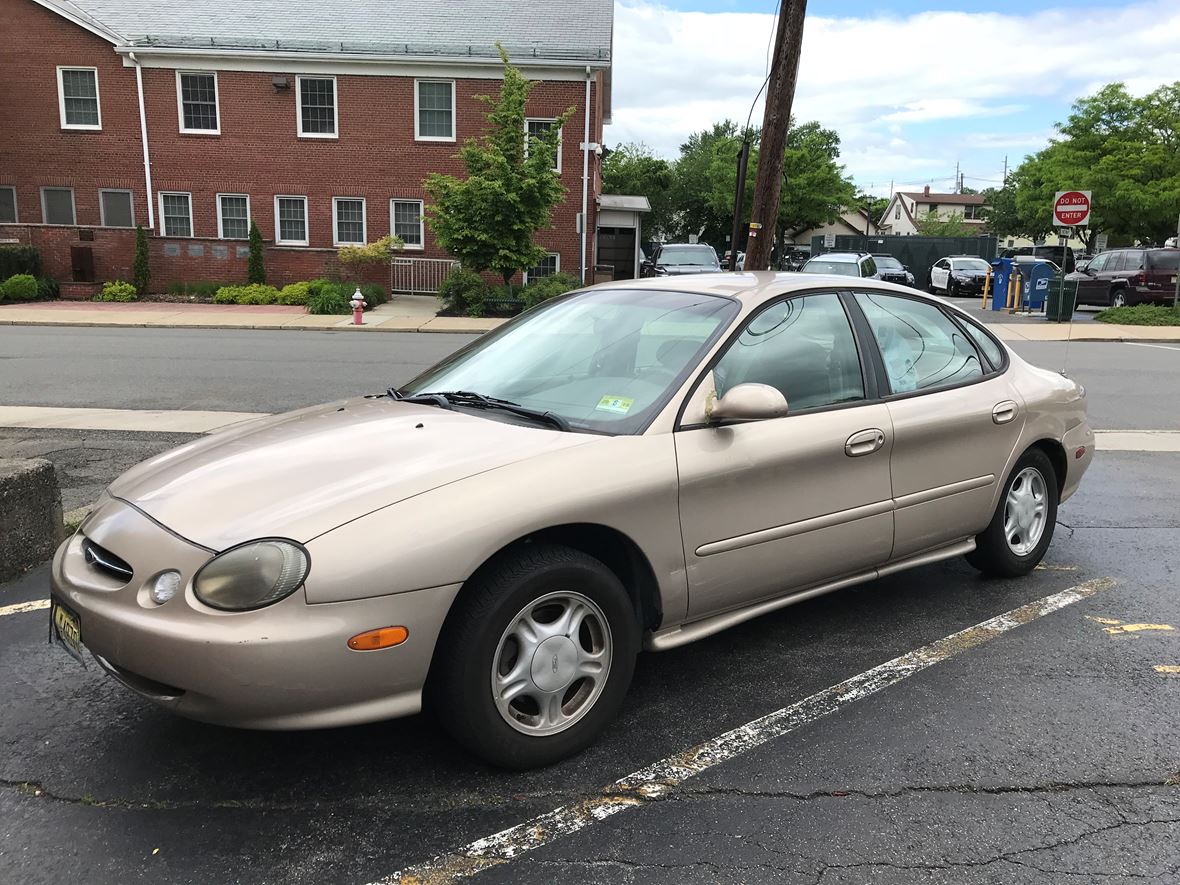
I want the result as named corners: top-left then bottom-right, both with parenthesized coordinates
top-left (213, 283), bottom-right (280, 305)
top-left (94, 280), bottom-right (137, 302)
top-left (337, 235), bottom-right (403, 269)
top-left (36, 277), bottom-right (59, 300)
top-left (1094, 303), bottom-right (1180, 326)
top-left (360, 282), bottom-right (388, 307)
top-left (132, 225), bottom-right (151, 297)
top-left (277, 281), bottom-right (311, 306)
top-left (247, 221), bottom-right (266, 284)
top-left (0, 245), bottom-right (42, 280)
top-left (307, 281), bottom-right (352, 315)
top-left (167, 280), bottom-right (224, 298)
top-left (0, 273), bottom-right (39, 302)
top-left (522, 272), bottom-right (580, 309)
top-left (438, 266), bottom-right (489, 315)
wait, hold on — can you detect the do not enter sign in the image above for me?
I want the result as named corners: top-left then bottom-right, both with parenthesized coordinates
top-left (1054, 190), bottom-right (1091, 227)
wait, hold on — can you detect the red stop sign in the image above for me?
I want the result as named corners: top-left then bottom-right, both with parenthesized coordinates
top-left (1054, 191), bottom-right (1091, 226)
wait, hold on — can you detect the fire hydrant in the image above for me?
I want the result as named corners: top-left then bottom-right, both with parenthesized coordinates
top-left (350, 286), bottom-right (367, 325)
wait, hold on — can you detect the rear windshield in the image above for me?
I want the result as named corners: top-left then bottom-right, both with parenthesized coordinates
top-left (803, 259), bottom-right (858, 276)
top-left (658, 246), bottom-right (718, 267)
top-left (875, 256), bottom-right (903, 270)
top-left (952, 258), bottom-right (991, 272)
top-left (1147, 251), bottom-right (1180, 271)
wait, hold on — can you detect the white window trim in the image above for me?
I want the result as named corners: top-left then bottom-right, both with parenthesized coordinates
top-left (40, 187), bottom-right (77, 226)
top-left (331, 196), bottom-right (367, 246)
top-left (0, 186), bottom-right (17, 223)
top-left (525, 118), bottom-right (562, 173)
top-left (296, 75), bottom-right (338, 139)
top-left (390, 199), bottom-right (424, 250)
top-left (175, 70), bottom-right (221, 135)
top-left (524, 252), bottom-right (560, 284)
top-left (274, 195), bottom-right (309, 246)
top-left (414, 79), bottom-right (456, 142)
top-left (216, 193), bottom-right (251, 239)
top-left (158, 191), bottom-right (194, 238)
top-left (56, 66), bottom-right (102, 131)
top-left (98, 188), bottom-right (134, 228)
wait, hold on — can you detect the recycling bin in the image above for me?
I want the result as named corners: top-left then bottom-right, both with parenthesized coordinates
top-left (989, 257), bottom-right (1015, 310)
top-left (1046, 276), bottom-right (1078, 322)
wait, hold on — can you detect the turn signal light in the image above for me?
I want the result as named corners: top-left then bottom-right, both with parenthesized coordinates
top-left (1075, 446), bottom-right (1086, 459)
top-left (347, 626), bottom-right (409, 651)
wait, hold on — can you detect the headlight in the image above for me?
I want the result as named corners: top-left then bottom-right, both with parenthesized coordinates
top-left (194, 539), bottom-right (310, 611)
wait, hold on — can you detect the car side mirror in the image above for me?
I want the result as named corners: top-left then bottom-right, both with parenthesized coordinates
top-left (707, 383), bottom-right (789, 422)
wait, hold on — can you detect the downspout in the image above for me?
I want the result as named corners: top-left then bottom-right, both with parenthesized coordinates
top-left (580, 66), bottom-right (591, 284)
top-left (129, 51), bottom-right (155, 231)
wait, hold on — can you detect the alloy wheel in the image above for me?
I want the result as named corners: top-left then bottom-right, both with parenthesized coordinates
top-left (1003, 467), bottom-right (1048, 556)
top-left (491, 591), bottom-right (613, 736)
top-left (1111, 291), bottom-right (1126, 308)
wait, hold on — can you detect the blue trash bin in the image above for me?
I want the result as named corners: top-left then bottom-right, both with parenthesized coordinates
top-left (989, 257), bottom-right (1014, 310)
top-left (1017, 259), bottom-right (1056, 312)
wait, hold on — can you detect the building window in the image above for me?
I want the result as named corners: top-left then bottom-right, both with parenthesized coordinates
top-left (0, 187), bottom-right (16, 223)
top-left (297, 76), bottom-right (337, 137)
top-left (177, 71), bottom-right (219, 134)
top-left (926, 203), bottom-right (938, 215)
top-left (217, 194), bottom-right (250, 239)
top-left (390, 199), bottom-right (424, 249)
top-left (99, 189), bottom-right (134, 228)
top-left (275, 196), bottom-right (308, 245)
top-left (333, 197), bottom-right (366, 246)
top-left (159, 192), bottom-right (193, 237)
top-left (894, 204), bottom-right (900, 220)
top-left (526, 253), bottom-right (560, 282)
top-left (525, 119), bottom-right (562, 172)
top-left (415, 80), bottom-right (455, 141)
top-left (41, 187), bottom-right (76, 225)
top-left (57, 67), bottom-right (101, 130)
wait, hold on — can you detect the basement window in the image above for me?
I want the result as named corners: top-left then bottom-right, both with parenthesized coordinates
top-left (159, 192), bottom-right (193, 237)
top-left (99, 189), bottom-right (134, 228)
top-left (275, 196), bottom-right (308, 245)
top-left (217, 194), bottom-right (250, 239)
top-left (390, 200), bottom-right (423, 249)
top-left (333, 197), bottom-right (366, 246)
top-left (0, 187), bottom-right (16, 223)
top-left (525, 253), bottom-right (560, 283)
top-left (41, 187), bottom-right (76, 225)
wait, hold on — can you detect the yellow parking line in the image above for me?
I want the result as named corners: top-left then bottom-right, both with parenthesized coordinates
top-left (0, 599), bottom-right (49, 618)
top-left (1104, 623), bottom-right (1175, 635)
top-left (1154, 665), bottom-right (1180, 675)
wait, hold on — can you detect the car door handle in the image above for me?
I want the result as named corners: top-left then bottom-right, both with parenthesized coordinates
top-left (992, 401), bottom-right (1018, 425)
top-left (845, 428), bottom-right (886, 457)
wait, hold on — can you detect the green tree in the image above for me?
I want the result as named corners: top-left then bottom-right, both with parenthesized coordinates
top-left (668, 121), bottom-right (747, 247)
top-left (776, 121), bottom-right (859, 250)
top-left (425, 47), bottom-right (572, 284)
top-left (602, 142), bottom-right (675, 239)
top-left (857, 192), bottom-right (890, 226)
top-left (131, 224), bottom-right (150, 297)
top-left (247, 220), bottom-right (266, 284)
top-left (915, 214), bottom-right (976, 237)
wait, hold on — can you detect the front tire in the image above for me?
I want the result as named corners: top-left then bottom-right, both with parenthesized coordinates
top-left (966, 448), bottom-right (1058, 578)
top-left (430, 544), bottom-right (639, 769)
top-left (1110, 289), bottom-right (1127, 308)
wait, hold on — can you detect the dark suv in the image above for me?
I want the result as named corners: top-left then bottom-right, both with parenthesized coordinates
top-left (1002, 244), bottom-right (1076, 274)
top-left (872, 254), bottom-right (915, 287)
top-left (1067, 248), bottom-right (1180, 307)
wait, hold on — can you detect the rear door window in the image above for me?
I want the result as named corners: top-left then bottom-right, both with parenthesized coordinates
top-left (1123, 250), bottom-right (1145, 271)
top-left (1105, 252), bottom-right (1126, 272)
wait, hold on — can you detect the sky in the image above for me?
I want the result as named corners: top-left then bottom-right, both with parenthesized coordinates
top-left (606, 0), bottom-right (1180, 196)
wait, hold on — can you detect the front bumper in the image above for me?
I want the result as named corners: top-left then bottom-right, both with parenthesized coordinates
top-left (50, 496), bottom-right (459, 729)
top-left (1060, 421), bottom-right (1095, 504)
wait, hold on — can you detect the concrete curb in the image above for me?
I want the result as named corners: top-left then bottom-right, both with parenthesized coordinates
top-left (0, 317), bottom-right (503, 334)
top-left (0, 458), bottom-right (64, 583)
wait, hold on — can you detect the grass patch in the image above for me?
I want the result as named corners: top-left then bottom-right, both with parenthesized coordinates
top-left (1093, 304), bottom-right (1180, 326)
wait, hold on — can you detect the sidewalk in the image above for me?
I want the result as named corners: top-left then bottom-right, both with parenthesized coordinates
top-left (988, 323), bottom-right (1180, 342)
top-left (0, 295), bottom-right (506, 334)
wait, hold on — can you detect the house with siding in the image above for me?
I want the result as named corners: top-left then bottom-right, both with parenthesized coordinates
top-left (0, 0), bottom-right (613, 292)
top-left (877, 187), bottom-right (989, 236)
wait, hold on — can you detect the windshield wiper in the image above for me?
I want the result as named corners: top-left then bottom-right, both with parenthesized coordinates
top-left (390, 389), bottom-right (570, 432)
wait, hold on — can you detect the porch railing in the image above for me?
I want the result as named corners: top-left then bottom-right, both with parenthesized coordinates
top-left (390, 257), bottom-right (458, 294)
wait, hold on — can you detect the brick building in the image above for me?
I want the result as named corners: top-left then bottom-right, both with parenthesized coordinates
top-left (0, 0), bottom-right (613, 291)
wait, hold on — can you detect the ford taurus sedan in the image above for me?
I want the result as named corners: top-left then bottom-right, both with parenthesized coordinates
top-left (50, 273), bottom-right (1094, 768)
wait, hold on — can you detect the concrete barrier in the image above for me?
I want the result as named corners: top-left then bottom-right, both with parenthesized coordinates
top-left (0, 458), bottom-right (64, 582)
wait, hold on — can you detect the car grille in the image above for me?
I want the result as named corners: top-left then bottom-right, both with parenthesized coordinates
top-left (82, 539), bottom-right (134, 584)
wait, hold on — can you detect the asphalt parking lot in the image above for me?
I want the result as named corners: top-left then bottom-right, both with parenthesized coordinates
top-left (2, 327), bottom-right (1179, 884)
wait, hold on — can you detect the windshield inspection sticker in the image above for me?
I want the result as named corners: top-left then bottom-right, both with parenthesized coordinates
top-left (595, 395), bottom-right (635, 415)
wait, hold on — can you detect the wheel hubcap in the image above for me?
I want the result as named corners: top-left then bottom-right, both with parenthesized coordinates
top-left (1003, 467), bottom-right (1048, 556)
top-left (491, 591), bottom-right (612, 736)
top-left (1113, 292), bottom-right (1125, 307)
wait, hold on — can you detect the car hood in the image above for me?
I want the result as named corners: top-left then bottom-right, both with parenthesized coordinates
top-left (108, 397), bottom-right (592, 550)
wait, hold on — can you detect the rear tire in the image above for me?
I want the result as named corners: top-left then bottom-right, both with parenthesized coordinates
top-left (430, 544), bottom-right (639, 769)
top-left (966, 448), bottom-right (1058, 578)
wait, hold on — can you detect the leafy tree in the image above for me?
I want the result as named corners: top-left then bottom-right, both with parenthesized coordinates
top-left (247, 221), bottom-right (266, 284)
top-left (131, 225), bottom-right (150, 297)
top-left (425, 47), bottom-right (572, 284)
top-left (602, 142), bottom-right (675, 240)
top-left (915, 215), bottom-right (977, 237)
top-left (669, 121), bottom-right (747, 247)
top-left (776, 121), bottom-right (859, 251)
top-left (857, 192), bottom-right (890, 226)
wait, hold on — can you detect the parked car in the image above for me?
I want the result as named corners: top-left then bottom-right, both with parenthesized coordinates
top-left (783, 247), bottom-right (811, 271)
top-left (872, 254), bottom-right (915, 287)
top-left (801, 252), bottom-right (881, 278)
top-left (1066, 248), bottom-right (1180, 307)
top-left (1001, 245), bottom-right (1076, 274)
top-left (50, 275), bottom-right (1093, 768)
top-left (641, 243), bottom-right (722, 277)
top-left (723, 250), bottom-right (746, 271)
top-left (929, 256), bottom-right (991, 297)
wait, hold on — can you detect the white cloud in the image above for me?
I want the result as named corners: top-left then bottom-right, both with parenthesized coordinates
top-left (607, 0), bottom-right (1180, 187)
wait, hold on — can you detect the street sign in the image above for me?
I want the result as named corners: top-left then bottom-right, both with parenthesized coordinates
top-left (1094, 233), bottom-right (1109, 252)
top-left (823, 233), bottom-right (836, 248)
top-left (1053, 191), bottom-right (1091, 227)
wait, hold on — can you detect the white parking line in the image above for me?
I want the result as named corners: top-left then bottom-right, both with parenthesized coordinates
top-left (0, 599), bottom-right (50, 618)
top-left (0, 406), bottom-right (267, 433)
top-left (375, 576), bottom-right (1116, 884)
top-left (1095, 431), bottom-right (1180, 453)
top-left (1125, 342), bottom-right (1180, 352)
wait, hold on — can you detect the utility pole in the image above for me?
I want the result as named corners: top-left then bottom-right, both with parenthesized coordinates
top-left (954, 161), bottom-right (960, 194)
top-left (728, 140), bottom-right (751, 271)
top-left (1002, 155), bottom-right (1008, 184)
top-left (742, 0), bottom-right (808, 272)
top-left (1173, 212), bottom-right (1180, 309)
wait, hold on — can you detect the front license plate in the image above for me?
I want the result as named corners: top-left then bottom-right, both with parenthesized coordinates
top-left (49, 597), bottom-right (86, 666)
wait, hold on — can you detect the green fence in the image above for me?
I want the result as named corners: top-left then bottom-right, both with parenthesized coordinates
top-left (809, 234), bottom-right (998, 290)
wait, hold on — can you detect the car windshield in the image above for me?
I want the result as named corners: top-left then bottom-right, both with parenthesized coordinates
top-left (952, 258), bottom-right (990, 272)
top-left (802, 259), bottom-right (858, 276)
top-left (1147, 251), bottom-right (1180, 270)
top-left (399, 288), bottom-right (738, 435)
top-left (875, 256), bottom-right (903, 270)
top-left (658, 246), bottom-right (718, 267)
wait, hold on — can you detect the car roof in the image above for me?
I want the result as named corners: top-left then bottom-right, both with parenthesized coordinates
top-left (807, 252), bottom-right (863, 261)
top-left (589, 270), bottom-right (934, 306)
